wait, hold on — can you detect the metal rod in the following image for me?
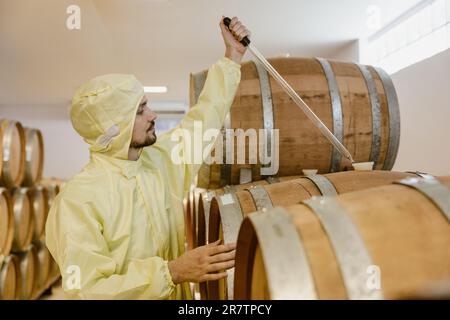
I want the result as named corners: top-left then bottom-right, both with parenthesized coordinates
top-left (248, 43), bottom-right (355, 164)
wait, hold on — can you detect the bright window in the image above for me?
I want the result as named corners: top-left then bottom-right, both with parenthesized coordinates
top-left (360, 0), bottom-right (450, 74)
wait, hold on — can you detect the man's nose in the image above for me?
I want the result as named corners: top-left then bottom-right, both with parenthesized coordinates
top-left (148, 111), bottom-right (157, 122)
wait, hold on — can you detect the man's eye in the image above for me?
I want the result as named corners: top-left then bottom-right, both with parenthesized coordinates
top-left (137, 109), bottom-right (144, 115)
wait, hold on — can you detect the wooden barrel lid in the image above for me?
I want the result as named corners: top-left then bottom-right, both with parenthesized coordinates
top-left (22, 129), bottom-right (44, 187)
top-left (18, 245), bottom-right (38, 299)
top-left (31, 187), bottom-right (48, 243)
top-left (0, 120), bottom-right (26, 188)
top-left (12, 189), bottom-right (34, 252)
top-left (36, 242), bottom-right (51, 291)
top-left (0, 255), bottom-right (20, 300)
top-left (0, 189), bottom-right (14, 256)
top-left (45, 185), bottom-right (58, 210)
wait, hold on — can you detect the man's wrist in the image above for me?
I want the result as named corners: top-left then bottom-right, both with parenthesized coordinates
top-left (168, 260), bottom-right (181, 284)
top-left (225, 47), bottom-right (244, 64)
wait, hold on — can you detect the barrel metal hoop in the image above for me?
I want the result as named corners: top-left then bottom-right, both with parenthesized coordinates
top-left (357, 64), bottom-right (382, 167)
top-left (266, 176), bottom-right (281, 184)
top-left (249, 208), bottom-right (318, 299)
top-left (406, 171), bottom-right (435, 180)
top-left (239, 168), bottom-right (253, 184)
top-left (316, 58), bottom-right (344, 173)
top-left (247, 185), bottom-right (274, 211)
top-left (1, 121), bottom-right (17, 187)
top-left (216, 191), bottom-right (244, 299)
top-left (375, 67), bottom-right (400, 170)
top-left (303, 174), bottom-right (338, 196)
top-left (254, 60), bottom-right (275, 177)
top-left (395, 177), bottom-right (450, 222)
top-left (303, 197), bottom-right (384, 300)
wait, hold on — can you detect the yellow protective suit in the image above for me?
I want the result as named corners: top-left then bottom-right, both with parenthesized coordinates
top-left (45, 57), bottom-right (241, 299)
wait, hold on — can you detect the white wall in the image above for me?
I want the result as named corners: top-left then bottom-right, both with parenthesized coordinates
top-left (391, 48), bottom-right (450, 176)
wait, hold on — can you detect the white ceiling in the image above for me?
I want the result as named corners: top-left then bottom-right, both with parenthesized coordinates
top-left (0, 0), bottom-right (418, 112)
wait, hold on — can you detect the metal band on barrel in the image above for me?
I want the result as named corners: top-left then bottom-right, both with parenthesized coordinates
top-left (254, 60), bottom-right (275, 177)
top-left (216, 191), bottom-right (244, 299)
top-left (316, 58), bottom-right (344, 173)
top-left (407, 171), bottom-right (435, 180)
top-left (247, 186), bottom-right (274, 211)
top-left (266, 176), bottom-right (280, 184)
top-left (375, 67), bottom-right (400, 170)
top-left (357, 64), bottom-right (382, 167)
top-left (1, 122), bottom-right (19, 187)
top-left (395, 177), bottom-right (450, 222)
top-left (221, 115), bottom-right (232, 186)
top-left (303, 197), bottom-right (384, 300)
top-left (249, 208), bottom-right (318, 299)
top-left (304, 174), bottom-right (338, 196)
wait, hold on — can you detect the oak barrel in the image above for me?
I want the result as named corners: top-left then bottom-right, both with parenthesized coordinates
top-left (206, 170), bottom-right (421, 299)
top-left (0, 188), bottom-right (14, 256)
top-left (22, 128), bottom-right (44, 187)
top-left (30, 186), bottom-right (49, 243)
top-left (190, 58), bottom-right (400, 189)
top-left (35, 241), bottom-right (51, 292)
top-left (0, 119), bottom-right (26, 188)
top-left (17, 245), bottom-right (38, 299)
top-left (234, 176), bottom-right (450, 299)
top-left (11, 188), bottom-right (35, 252)
top-left (193, 176), bottom-right (297, 300)
top-left (0, 255), bottom-right (20, 300)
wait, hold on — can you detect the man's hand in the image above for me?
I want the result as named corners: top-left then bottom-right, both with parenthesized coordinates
top-left (168, 240), bottom-right (236, 284)
top-left (220, 16), bottom-right (251, 64)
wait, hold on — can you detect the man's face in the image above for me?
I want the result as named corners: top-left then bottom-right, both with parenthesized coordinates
top-left (130, 95), bottom-right (158, 148)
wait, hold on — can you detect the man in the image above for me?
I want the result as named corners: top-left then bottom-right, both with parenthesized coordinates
top-left (45, 17), bottom-right (250, 299)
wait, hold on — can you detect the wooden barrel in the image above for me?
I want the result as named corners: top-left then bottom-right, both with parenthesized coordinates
top-left (185, 183), bottom-right (261, 253)
top-left (194, 177), bottom-right (295, 300)
top-left (30, 186), bottom-right (49, 243)
top-left (0, 188), bottom-right (14, 256)
top-left (184, 187), bottom-right (196, 251)
top-left (190, 58), bottom-right (400, 189)
top-left (17, 245), bottom-right (38, 300)
top-left (43, 184), bottom-right (59, 212)
top-left (22, 128), bottom-right (44, 187)
top-left (196, 176), bottom-right (298, 250)
top-left (234, 176), bottom-right (450, 300)
top-left (0, 255), bottom-right (20, 300)
top-left (35, 241), bottom-right (51, 293)
top-left (11, 188), bottom-right (35, 252)
top-left (0, 119), bottom-right (26, 188)
top-left (206, 170), bottom-right (422, 299)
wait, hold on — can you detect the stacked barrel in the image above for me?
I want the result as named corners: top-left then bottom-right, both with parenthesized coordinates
top-left (187, 57), bottom-right (450, 299)
top-left (0, 119), bottom-right (62, 300)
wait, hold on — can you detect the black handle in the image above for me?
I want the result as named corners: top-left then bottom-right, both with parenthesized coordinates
top-left (223, 17), bottom-right (251, 47)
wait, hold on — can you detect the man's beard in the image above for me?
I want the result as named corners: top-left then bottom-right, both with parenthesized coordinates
top-left (130, 131), bottom-right (157, 148)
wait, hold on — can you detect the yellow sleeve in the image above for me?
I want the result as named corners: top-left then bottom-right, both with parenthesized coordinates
top-left (145, 57), bottom-right (241, 194)
top-left (45, 197), bottom-right (176, 300)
